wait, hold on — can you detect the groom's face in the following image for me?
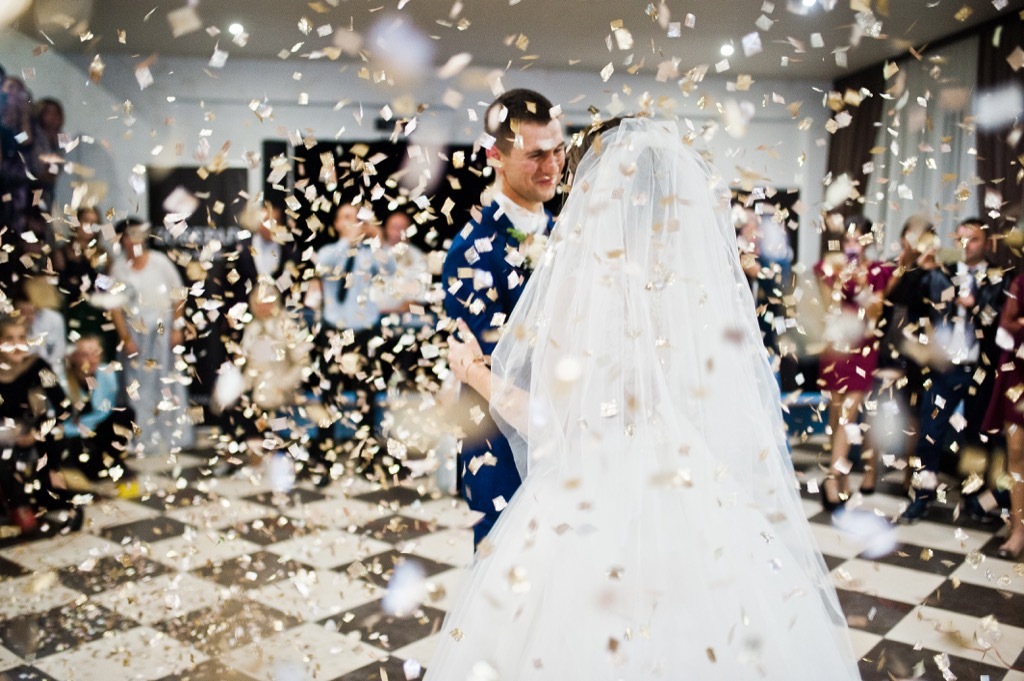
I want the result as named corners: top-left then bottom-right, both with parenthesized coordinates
top-left (495, 120), bottom-right (565, 211)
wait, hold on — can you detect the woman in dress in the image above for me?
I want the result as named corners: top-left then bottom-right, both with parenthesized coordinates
top-left (428, 117), bottom-right (861, 680)
top-left (979, 271), bottom-right (1024, 558)
top-left (109, 217), bottom-right (194, 454)
top-left (814, 214), bottom-right (893, 510)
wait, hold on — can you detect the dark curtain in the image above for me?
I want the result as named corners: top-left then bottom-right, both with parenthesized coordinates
top-left (976, 14), bottom-right (1024, 223)
top-left (826, 64), bottom-right (886, 217)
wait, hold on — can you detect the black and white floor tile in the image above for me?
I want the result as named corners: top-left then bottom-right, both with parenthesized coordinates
top-left (0, 442), bottom-right (1021, 681)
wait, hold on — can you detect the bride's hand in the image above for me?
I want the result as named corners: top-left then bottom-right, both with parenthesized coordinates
top-left (448, 320), bottom-right (485, 383)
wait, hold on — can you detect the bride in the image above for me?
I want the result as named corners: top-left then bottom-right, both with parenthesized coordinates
top-left (430, 116), bottom-right (861, 680)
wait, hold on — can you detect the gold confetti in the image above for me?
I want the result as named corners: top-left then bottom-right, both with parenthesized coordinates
top-left (167, 5), bottom-right (202, 38)
top-left (88, 55), bottom-right (105, 83)
top-left (1008, 46), bottom-right (1024, 72)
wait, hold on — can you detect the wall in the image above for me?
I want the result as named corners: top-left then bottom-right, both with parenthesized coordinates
top-left (1, 27), bottom-right (834, 262)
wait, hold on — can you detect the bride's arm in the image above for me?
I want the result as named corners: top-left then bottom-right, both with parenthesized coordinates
top-left (449, 322), bottom-right (530, 433)
top-left (451, 347), bottom-right (492, 400)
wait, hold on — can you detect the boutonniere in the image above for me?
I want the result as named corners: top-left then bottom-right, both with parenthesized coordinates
top-left (505, 225), bottom-right (528, 243)
top-left (505, 228), bottom-right (549, 270)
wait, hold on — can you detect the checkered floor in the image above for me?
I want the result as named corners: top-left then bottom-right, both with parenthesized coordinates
top-left (0, 443), bottom-right (1022, 681)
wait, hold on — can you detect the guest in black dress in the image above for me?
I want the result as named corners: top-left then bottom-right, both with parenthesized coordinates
top-left (0, 314), bottom-right (81, 535)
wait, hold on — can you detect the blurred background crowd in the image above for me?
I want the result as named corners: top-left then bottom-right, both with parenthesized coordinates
top-left (1, 33), bottom-right (1024, 559)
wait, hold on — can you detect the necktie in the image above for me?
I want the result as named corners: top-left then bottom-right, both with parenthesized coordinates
top-left (336, 246), bottom-right (359, 303)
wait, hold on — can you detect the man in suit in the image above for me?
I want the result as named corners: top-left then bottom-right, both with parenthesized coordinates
top-left (232, 201), bottom-right (301, 305)
top-left (899, 217), bottom-right (1007, 523)
top-left (442, 89), bottom-right (566, 546)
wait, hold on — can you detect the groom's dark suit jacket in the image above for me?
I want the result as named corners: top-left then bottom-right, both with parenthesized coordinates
top-left (442, 201), bottom-right (553, 545)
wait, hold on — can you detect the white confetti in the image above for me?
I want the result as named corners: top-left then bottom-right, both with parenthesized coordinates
top-left (973, 83), bottom-right (1024, 130)
top-left (404, 658), bottom-right (423, 679)
top-left (613, 27), bottom-right (633, 50)
top-left (134, 66), bottom-right (154, 90)
top-left (833, 510), bottom-right (898, 559)
top-left (209, 45), bottom-right (229, 68)
top-left (437, 52), bottom-right (473, 79)
top-left (266, 452), bottom-right (296, 493)
top-left (742, 32), bottom-right (763, 57)
top-left (382, 560), bottom-right (427, 616)
top-left (167, 5), bottom-right (202, 38)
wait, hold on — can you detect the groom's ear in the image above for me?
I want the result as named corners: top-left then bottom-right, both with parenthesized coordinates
top-left (485, 146), bottom-right (504, 169)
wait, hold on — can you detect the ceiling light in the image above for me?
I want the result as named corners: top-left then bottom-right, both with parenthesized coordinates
top-left (802, 0), bottom-right (817, 7)
top-left (720, 43), bottom-right (734, 57)
top-left (228, 22), bottom-right (244, 36)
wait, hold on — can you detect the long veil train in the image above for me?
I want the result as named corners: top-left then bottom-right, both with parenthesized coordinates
top-left (427, 117), bottom-right (861, 680)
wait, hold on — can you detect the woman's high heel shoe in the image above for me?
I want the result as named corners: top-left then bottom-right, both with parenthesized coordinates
top-left (821, 476), bottom-right (847, 512)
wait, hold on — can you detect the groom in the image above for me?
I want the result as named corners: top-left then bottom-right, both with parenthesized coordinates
top-left (443, 88), bottom-right (566, 546)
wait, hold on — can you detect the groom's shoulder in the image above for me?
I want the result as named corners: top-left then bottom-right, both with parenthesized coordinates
top-left (447, 204), bottom-right (503, 253)
top-left (461, 202), bottom-right (503, 237)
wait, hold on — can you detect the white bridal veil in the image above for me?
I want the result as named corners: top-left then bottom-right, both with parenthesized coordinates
top-left (428, 117), bottom-right (859, 680)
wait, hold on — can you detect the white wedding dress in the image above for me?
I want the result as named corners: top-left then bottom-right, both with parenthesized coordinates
top-left (426, 118), bottom-right (861, 680)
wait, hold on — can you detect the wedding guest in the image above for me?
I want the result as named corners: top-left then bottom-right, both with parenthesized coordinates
top-left (13, 278), bottom-right (67, 383)
top-left (378, 210), bottom-right (429, 315)
top-left (109, 217), bottom-right (194, 455)
top-left (306, 203), bottom-right (395, 412)
top-left (814, 214), bottom-right (893, 511)
top-left (377, 209), bottom-right (433, 391)
top-left (899, 217), bottom-right (1006, 523)
top-left (735, 205), bottom-right (787, 357)
top-left (979, 271), bottom-right (1024, 558)
top-left (60, 335), bottom-right (139, 498)
top-left (57, 206), bottom-right (117, 358)
top-left (233, 200), bottom-right (300, 296)
top-left (217, 279), bottom-right (315, 470)
top-left (30, 97), bottom-right (64, 211)
top-left (861, 215), bottom-right (938, 492)
top-left (1, 76), bottom-right (32, 142)
top-left (0, 69), bottom-right (31, 270)
top-left (0, 314), bottom-right (80, 535)
top-left (214, 201), bottom-right (301, 368)
top-left (1, 78), bottom-right (56, 265)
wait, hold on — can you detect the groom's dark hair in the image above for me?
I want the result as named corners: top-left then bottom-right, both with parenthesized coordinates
top-left (485, 89), bottom-right (556, 154)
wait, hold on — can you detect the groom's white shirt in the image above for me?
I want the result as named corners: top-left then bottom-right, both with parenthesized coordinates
top-left (492, 193), bottom-right (548, 237)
